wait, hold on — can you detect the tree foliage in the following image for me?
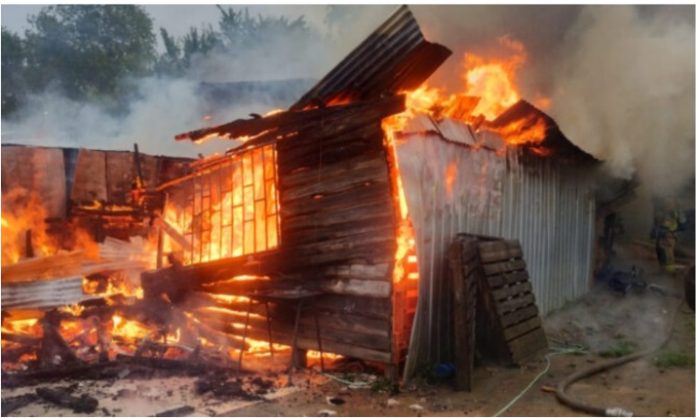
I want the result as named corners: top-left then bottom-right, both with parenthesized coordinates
top-left (1, 27), bottom-right (26, 118)
top-left (23, 5), bottom-right (156, 102)
top-left (1, 5), bottom-right (314, 118)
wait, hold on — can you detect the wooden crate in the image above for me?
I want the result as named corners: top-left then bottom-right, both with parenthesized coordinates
top-left (475, 238), bottom-right (547, 365)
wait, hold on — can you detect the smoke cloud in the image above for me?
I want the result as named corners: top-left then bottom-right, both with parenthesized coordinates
top-left (550, 5), bottom-right (695, 197)
top-left (3, 5), bottom-right (694, 199)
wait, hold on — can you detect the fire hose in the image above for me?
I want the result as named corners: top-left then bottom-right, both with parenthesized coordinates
top-left (493, 299), bottom-right (683, 417)
top-left (554, 299), bottom-right (683, 417)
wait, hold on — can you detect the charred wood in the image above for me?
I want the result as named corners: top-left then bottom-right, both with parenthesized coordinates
top-left (35, 386), bottom-right (98, 413)
top-left (1, 393), bottom-right (40, 416)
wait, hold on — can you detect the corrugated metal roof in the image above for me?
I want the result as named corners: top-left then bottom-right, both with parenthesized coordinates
top-left (291, 5), bottom-right (451, 110)
top-left (489, 100), bottom-right (598, 162)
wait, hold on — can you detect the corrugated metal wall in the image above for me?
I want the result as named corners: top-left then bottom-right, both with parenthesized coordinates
top-left (397, 133), bottom-right (596, 379)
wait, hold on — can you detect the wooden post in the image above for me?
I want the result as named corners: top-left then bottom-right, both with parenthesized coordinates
top-left (156, 227), bottom-right (163, 269)
top-left (291, 348), bottom-right (307, 369)
top-left (25, 230), bottom-right (34, 258)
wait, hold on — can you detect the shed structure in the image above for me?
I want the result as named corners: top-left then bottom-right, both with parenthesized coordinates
top-left (159, 5), bottom-right (600, 381)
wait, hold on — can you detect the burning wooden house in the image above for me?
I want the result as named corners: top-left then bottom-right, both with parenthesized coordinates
top-left (2, 6), bottom-right (602, 387)
top-left (152, 6), bottom-right (599, 380)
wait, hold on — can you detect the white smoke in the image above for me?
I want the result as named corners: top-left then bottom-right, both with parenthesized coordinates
top-left (3, 4), bottom-right (693, 198)
top-left (549, 6), bottom-right (695, 197)
top-left (2, 78), bottom-right (250, 157)
top-left (0, 5), bottom-right (400, 158)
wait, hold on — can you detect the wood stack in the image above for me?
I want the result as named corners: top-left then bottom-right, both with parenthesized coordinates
top-left (448, 235), bottom-right (547, 390)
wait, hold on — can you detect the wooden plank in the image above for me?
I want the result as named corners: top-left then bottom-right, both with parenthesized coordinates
top-left (177, 95), bottom-right (403, 143)
top-left (478, 241), bottom-right (523, 264)
top-left (499, 305), bottom-right (539, 328)
top-left (508, 327), bottom-right (547, 364)
top-left (281, 161), bottom-right (390, 202)
top-left (1, 251), bottom-right (84, 283)
top-left (496, 293), bottom-right (535, 315)
top-left (277, 126), bottom-right (383, 174)
top-left (312, 294), bottom-right (391, 320)
top-left (320, 278), bottom-right (391, 298)
top-left (502, 316), bottom-right (542, 341)
top-left (492, 282), bottom-right (532, 301)
top-left (281, 180), bottom-right (392, 220)
top-left (71, 150), bottom-right (107, 203)
top-left (282, 240), bottom-right (396, 269)
top-left (482, 259), bottom-right (527, 276)
top-left (239, 325), bottom-right (391, 363)
top-left (154, 216), bottom-right (192, 252)
top-left (281, 154), bottom-right (388, 190)
top-left (486, 271), bottom-right (529, 288)
top-left (449, 237), bottom-right (479, 391)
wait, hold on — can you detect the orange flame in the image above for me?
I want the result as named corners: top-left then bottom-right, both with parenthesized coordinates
top-left (384, 36), bottom-right (549, 148)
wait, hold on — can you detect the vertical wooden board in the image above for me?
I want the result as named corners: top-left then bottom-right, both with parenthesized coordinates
top-left (2, 146), bottom-right (66, 218)
top-left (1, 146), bottom-right (36, 195)
top-left (139, 154), bottom-right (160, 189)
top-left (105, 151), bottom-right (135, 204)
top-left (449, 237), bottom-right (479, 391)
top-left (71, 149), bottom-right (107, 203)
top-left (32, 147), bottom-right (67, 218)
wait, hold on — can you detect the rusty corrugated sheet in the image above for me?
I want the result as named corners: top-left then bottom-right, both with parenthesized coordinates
top-left (291, 5), bottom-right (451, 110)
top-left (396, 129), bottom-right (597, 381)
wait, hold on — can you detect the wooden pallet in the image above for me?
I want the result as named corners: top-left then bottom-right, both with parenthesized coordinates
top-left (448, 236), bottom-right (480, 391)
top-left (475, 239), bottom-right (547, 365)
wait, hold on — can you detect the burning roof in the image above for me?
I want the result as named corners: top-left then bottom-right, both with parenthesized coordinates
top-left (174, 6), bottom-right (596, 165)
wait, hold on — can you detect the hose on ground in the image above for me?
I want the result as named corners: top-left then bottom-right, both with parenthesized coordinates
top-left (554, 299), bottom-right (683, 417)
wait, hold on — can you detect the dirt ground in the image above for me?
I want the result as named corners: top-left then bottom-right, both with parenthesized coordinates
top-left (3, 241), bottom-right (694, 417)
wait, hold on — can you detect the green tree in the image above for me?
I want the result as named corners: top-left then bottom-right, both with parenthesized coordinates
top-left (155, 26), bottom-right (221, 77)
top-left (217, 6), bottom-right (311, 50)
top-left (1, 27), bottom-right (26, 118)
top-left (23, 5), bottom-right (156, 103)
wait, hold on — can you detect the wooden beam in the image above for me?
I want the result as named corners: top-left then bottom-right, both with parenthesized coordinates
top-left (174, 95), bottom-right (404, 143)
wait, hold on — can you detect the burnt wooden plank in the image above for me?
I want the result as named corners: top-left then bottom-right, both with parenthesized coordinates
top-left (281, 152), bottom-right (387, 189)
top-left (319, 278), bottom-right (391, 298)
top-left (240, 325), bottom-right (391, 363)
top-left (281, 162), bottom-right (390, 202)
top-left (281, 181), bottom-right (391, 219)
top-left (178, 95), bottom-right (403, 142)
top-left (312, 294), bottom-right (390, 320)
top-left (282, 201), bottom-right (395, 233)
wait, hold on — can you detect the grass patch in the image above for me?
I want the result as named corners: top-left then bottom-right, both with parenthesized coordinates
top-left (653, 351), bottom-right (695, 369)
top-left (370, 376), bottom-right (397, 394)
top-left (598, 340), bottom-right (639, 358)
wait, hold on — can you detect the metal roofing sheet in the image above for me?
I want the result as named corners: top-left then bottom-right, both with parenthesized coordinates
top-left (291, 5), bottom-right (451, 110)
